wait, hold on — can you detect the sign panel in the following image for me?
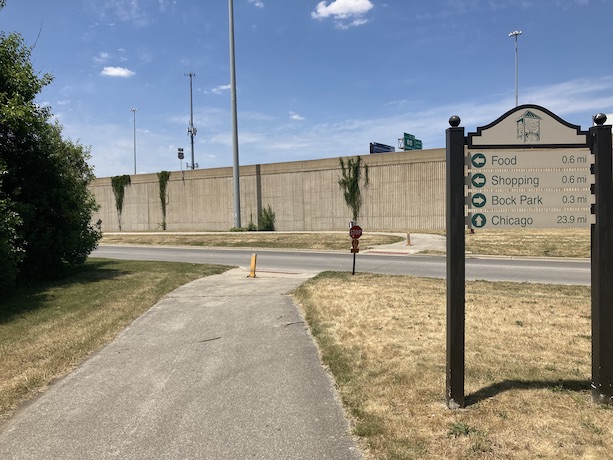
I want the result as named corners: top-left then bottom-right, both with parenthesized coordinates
top-left (468, 210), bottom-right (594, 229)
top-left (468, 190), bottom-right (593, 210)
top-left (469, 149), bottom-right (592, 170)
top-left (370, 142), bottom-right (395, 154)
top-left (466, 145), bottom-right (595, 226)
top-left (469, 170), bottom-right (593, 190)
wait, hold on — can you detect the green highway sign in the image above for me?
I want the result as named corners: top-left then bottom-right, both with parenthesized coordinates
top-left (402, 133), bottom-right (423, 150)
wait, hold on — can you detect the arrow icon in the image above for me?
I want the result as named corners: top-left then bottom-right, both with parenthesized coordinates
top-left (471, 193), bottom-right (487, 208)
top-left (471, 153), bottom-right (486, 168)
top-left (471, 213), bottom-right (486, 228)
top-left (471, 173), bottom-right (486, 188)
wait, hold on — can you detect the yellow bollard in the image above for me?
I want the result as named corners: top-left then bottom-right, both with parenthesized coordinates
top-left (249, 253), bottom-right (257, 278)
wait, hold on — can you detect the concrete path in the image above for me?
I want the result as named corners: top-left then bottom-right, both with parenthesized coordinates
top-left (0, 268), bottom-right (362, 459)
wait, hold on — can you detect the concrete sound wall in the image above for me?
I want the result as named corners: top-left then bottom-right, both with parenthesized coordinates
top-left (90, 148), bottom-right (446, 232)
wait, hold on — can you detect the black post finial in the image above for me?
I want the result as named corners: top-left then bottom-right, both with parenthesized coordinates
top-left (593, 113), bottom-right (607, 126)
top-left (449, 115), bottom-right (461, 127)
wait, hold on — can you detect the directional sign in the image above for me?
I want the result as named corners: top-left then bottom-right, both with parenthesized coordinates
top-left (468, 190), bottom-right (593, 211)
top-left (469, 149), bottom-right (592, 170)
top-left (469, 170), bottom-right (593, 191)
top-left (465, 146), bottom-right (595, 229)
top-left (468, 210), bottom-right (593, 229)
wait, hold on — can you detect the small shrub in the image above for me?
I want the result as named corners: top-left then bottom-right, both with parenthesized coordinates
top-left (258, 204), bottom-right (276, 231)
top-left (447, 421), bottom-right (478, 438)
top-left (246, 213), bottom-right (257, 231)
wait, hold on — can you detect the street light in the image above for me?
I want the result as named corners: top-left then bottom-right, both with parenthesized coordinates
top-left (229, 0), bottom-right (241, 228)
top-left (508, 30), bottom-right (522, 107)
top-left (130, 107), bottom-right (137, 174)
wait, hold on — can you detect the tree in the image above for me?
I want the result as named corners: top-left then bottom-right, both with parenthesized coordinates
top-left (338, 156), bottom-right (369, 222)
top-left (0, 29), bottom-right (101, 286)
top-left (0, 160), bottom-right (23, 292)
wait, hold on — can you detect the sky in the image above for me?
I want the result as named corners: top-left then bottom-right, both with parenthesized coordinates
top-left (1, 0), bottom-right (613, 178)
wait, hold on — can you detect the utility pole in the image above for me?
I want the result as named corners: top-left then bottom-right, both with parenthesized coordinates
top-left (185, 72), bottom-right (197, 169)
top-left (130, 107), bottom-right (137, 174)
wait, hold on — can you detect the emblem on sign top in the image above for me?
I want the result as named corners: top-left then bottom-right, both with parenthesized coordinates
top-left (516, 110), bottom-right (541, 143)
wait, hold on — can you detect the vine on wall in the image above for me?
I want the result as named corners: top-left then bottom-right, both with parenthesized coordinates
top-left (157, 171), bottom-right (171, 230)
top-left (338, 156), bottom-right (369, 222)
top-left (111, 175), bottom-right (131, 231)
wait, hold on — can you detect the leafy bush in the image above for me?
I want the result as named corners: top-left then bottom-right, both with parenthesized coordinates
top-left (0, 30), bottom-right (101, 287)
top-left (258, 205), bottom-right (276, 231)
top-left (246, 213), bottom-right (257, 231)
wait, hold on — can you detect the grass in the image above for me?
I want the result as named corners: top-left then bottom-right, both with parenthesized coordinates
top-left (101, 228), bottom-right (590, 258)
top-left (101, 232), bottom-right (404, 251)
top-left (466, 228), bottom-right (590, 258)
top-left (1, 230), bottom-right (600, 458)
top-left (0, 259), bottom-right (230, 421)
top-left (293, 272), bottom-right (610, 460)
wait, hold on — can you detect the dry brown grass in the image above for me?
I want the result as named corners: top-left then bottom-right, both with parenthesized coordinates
top-left (466, 228), bottom-right (590, 258)
top-left (102, 228), bottom-right (590, 258)
top-left (294, 273), bottom-right (609, 459)
top-left (101, 232), bottom-right (403, 251)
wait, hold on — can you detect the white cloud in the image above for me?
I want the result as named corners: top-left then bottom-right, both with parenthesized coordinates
top-left (100, 66), bottom-right (136, 77)
top-left (311, 0), bottom-right (373, 20)
top-left (212, 84), bottom-right (231, 94)
top-left (93, 51), bottom-right (110, 63)
top-left (90, 0), bottom-right (151, 27)
top-left (289, 111), bottom-right (305, 121)
top-left (336, 17), bottom-right (368, 29)
top-left (248, 0), bottom-right (265, 7)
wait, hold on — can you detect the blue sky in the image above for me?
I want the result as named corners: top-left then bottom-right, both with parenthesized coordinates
top-left (2, 0), bottom-right (612, 178)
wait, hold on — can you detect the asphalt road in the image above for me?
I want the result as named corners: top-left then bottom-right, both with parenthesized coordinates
top-left (93, 245), bottom-right (591, 285)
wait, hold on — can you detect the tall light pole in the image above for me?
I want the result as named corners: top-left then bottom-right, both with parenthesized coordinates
top-left (229, 0), bottom-right (241, 228)
top-left (508, 30), bottom-right (522, 107)
top-left (185, 72), bottom-right (197, 169)
top-left (130, 107), bottom-right (137, 174)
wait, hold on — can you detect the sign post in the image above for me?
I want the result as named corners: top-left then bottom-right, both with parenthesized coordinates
top-left (445, 105), bottom-right (613, 408)
top-left (349, 225), bottom-right (362, 275)
top-left (590, 114), bottom-right (613, 404)
top-left (446, 116), bottom-right (466, 409)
